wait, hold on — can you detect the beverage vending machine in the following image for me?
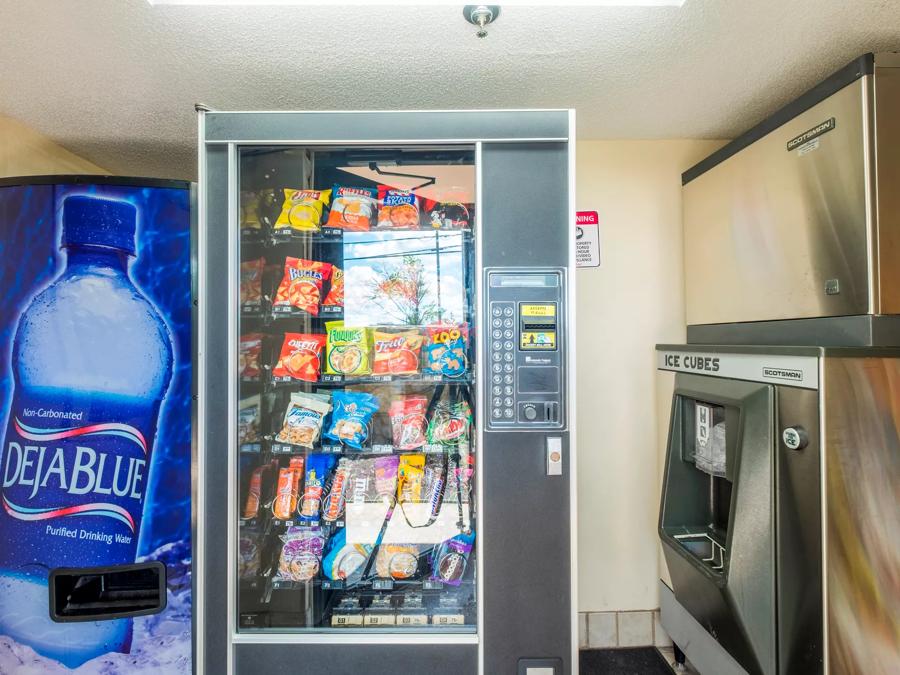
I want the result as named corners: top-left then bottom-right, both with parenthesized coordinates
top-left (0, 176), bottom-right (194, 673)
top-left (197, 110), bottom-right (577, 674)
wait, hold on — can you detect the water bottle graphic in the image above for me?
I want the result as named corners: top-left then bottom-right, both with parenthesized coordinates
top-left (0, 196), bottom-right (173, 668)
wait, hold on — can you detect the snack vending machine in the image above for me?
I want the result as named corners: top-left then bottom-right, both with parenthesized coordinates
top-left (0, 176), bottom-right (193, 673)
top-left (197, 110), bottom-right (576, 674)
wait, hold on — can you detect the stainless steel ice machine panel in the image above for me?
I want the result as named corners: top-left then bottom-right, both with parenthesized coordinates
top-left (682, 52), bottom-right (900, 329)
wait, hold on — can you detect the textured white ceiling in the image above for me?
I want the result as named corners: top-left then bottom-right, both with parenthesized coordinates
top-left (0, 0), bottom-right (898, 179)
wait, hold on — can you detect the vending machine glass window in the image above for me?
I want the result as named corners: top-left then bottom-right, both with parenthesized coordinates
top-left (235, 146), bottom-right (477, 633)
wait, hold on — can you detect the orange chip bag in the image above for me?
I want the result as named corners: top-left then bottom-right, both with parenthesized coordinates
top-left (326, 185), bottom-right (377, 231)
top-left (323, 266), bottom-right (343, 307)
top-left (273, 257), bottom-right (332, 316)
top-left (273, 333), bottom-right (326, 383)
top-left (372, 330), bottom-right (424, 376)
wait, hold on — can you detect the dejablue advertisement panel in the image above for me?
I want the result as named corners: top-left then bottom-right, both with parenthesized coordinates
top-left (0, 178), bottom-right (192, 674)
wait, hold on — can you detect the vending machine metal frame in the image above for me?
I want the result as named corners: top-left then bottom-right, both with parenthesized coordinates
top-left (196, 110), bottom-right (577, 675)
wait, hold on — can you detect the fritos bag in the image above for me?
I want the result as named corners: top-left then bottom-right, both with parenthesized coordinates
top-left (372, 330), bottom-right (424, 376)
top-left (273, 257), bottom-right (332, 316)
top-left (273, 333), bottom-right (326, 383)
top-left (274, 188), bottom-right (331, 232)
top-left (326, 185), bottom-right (377, 231)
top-left (377, 186), bottom-right (420, 229)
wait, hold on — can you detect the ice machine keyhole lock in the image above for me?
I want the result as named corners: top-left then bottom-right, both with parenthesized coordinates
top-left (782, 426), bottom-right (809, 451)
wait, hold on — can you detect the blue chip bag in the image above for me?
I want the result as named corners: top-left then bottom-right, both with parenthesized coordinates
top-left (323, 528), bottom-right (373, 582)
top-left (299, 453), bottom-right (336, 522)
top-left (324, 391), bottom-right (379, 449)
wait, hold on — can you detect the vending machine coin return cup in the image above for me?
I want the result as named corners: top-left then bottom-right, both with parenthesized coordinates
top-left (49, 562), bottom-right (167, 622)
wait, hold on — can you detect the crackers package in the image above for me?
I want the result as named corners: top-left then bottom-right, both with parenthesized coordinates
top-left (275, 392), bottom-right (332, 448)
top-left (423, 324), bottom-right (469, 378)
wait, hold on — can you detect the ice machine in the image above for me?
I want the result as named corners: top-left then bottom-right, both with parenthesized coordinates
top-left (196, 110), bottom-right (576, 675)
top-left (657, 345), bottom-right (900, 675)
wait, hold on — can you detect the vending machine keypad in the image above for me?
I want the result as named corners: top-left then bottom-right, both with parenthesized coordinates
top-left (486, 269), bottom-right (566, 429)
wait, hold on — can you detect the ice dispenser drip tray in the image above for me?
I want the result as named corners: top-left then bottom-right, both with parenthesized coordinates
top-left (49, 561), bottom-right (167, 622)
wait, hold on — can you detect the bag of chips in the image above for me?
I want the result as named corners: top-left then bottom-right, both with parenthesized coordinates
top-left (372, 330), bottom-right (424, 376)
top-left (239, 533), bottom-right (261, 579)
top-left (274, 188), bottom-right (331, 232)
top-left (423, 324), bottom-right (468, 378)
top-left (273, 333), bottom-right (326, 383)
top-left (427, 400), bottom-right (472, 446)
top-left (374, 544), bottom-right (421, 580)
top-left (300, 453), bottom-right (336, 521)
top-left (324, 390), bottom-right (379, 449)
top-left (238, 395), bottom-right (261, 445)
top-left (424, 199), bottom-right (470, 230)
top-left (389, 395), bottom-right (428, 450)
top-left (275, 392), bottom-right (332, 448)
top-left (325, 322), bottom-right (371, 376)
top-left (276, 527), bottom-right (326, 582)
top-left (377, 186), bottom-right (420, 229)
top-left (322, 528), bottom-right (372, 582)
top-left (322, 266), bottom-right (343, 307)
top-left (240, 257), bottom-right (266, 308)
top-left (273, 257), bottom-right (332, 316)
top-left (239, 333), bottom-right (264, 380)
top-left (326, 185), bottom-right (377, 231)
top-left (240, 191), bottom-right (263, 232)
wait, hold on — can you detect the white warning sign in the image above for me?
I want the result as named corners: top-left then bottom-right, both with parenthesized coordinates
top-left (575, 211), bottom-right (600, 268)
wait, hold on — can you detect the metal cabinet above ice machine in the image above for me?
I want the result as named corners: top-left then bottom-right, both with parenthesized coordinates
top-left (682, 53), bottom-right (900, 335)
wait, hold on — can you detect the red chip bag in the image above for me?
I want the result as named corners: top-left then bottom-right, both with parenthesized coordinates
top-left (240, 257), bottom-right (266, 307)
top-left (323, 266), bottom-right (343, 307)
top-left (273, 257), bottom-right (332, 316)
top-left (372, 330), bottom-right (424, 375)
top-left (390, 395), bottom-right (428, 450)
top-left (239, 333), bottom-right (264, 380)
top-left (273, 333), bottom-right (327, 383)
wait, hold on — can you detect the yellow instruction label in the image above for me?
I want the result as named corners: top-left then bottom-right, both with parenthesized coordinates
top-left (520, 304), bottom-right (556, 317)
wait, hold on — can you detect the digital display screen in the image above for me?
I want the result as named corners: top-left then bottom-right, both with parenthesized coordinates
top-left (491, 274), bottom-right (559, 288)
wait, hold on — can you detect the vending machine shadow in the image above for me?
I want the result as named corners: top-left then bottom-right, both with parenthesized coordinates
top-left (0, 176), bottom-right (193, 674)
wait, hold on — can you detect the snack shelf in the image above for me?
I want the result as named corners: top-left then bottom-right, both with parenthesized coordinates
top-left (268, 441), bottom-right (456, 456)
top-left (241, 306), bottom-right (343, 322)
top-left (265, 577), bottom-right (465, 593)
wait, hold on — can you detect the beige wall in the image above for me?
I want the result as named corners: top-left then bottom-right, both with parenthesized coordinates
top-left (0, 114), bottom-right (105, 177)
top-left (575, 139), bottom-right (726, 612)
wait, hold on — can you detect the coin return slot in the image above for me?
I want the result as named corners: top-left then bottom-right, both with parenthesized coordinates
top-left (49, 562), bottom-right (167, 622)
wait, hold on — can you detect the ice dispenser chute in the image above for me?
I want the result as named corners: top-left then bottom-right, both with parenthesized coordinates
top-left (659, 375), bottom-right (776, 675)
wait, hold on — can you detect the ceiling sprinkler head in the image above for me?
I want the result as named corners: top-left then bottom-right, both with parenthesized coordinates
top-left (464, 5), bottom-right (500, 39)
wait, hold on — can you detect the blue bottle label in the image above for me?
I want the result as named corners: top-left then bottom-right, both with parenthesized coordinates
top-left (0, 388), bottom-right (159, 572)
